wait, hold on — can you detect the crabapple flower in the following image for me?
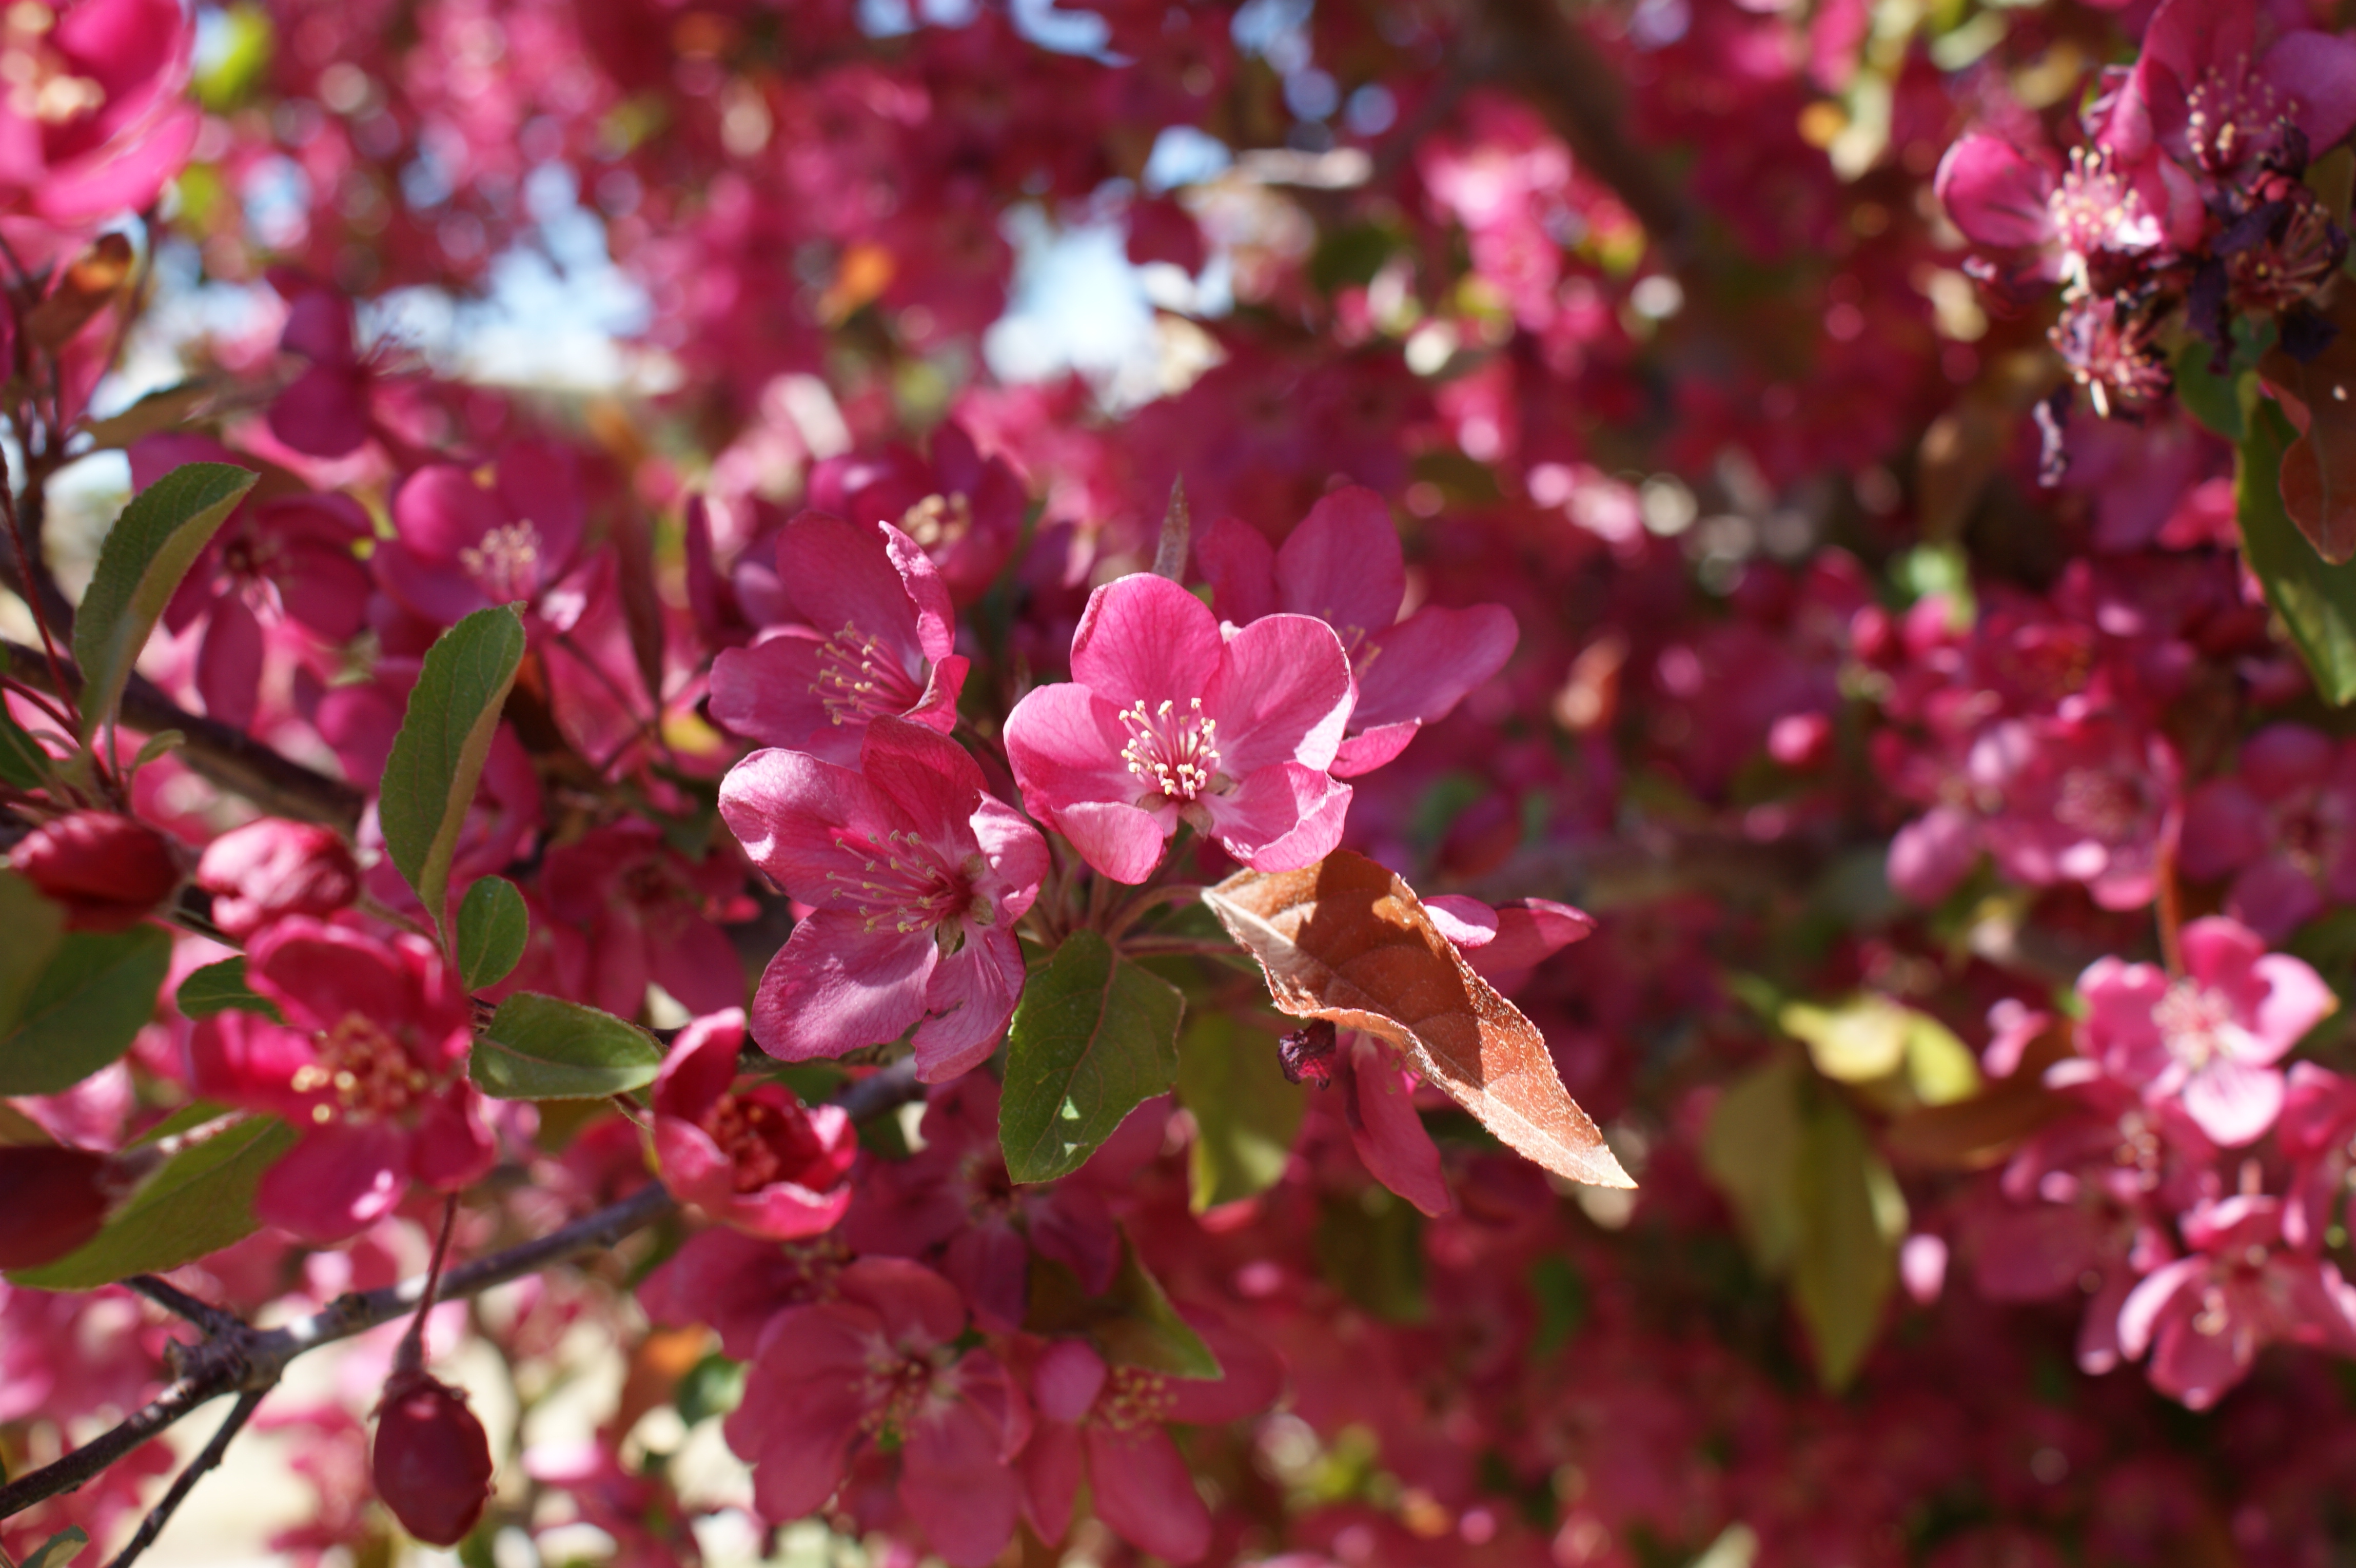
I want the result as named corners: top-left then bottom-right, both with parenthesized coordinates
top-left (1330, 1032), bottom-right (1454, 1218)
top-left (186, 919), bottom-right (495, 1242)
top-left (193, 819), bottom-right (359, 940)
top-left (807, 420), bottom-right (1026, 604)
top-left (1003, 572), bottom-right (1354, 883)
top-left (1195, 487), bottom-right (1518, 775)
top-left (9, 810), bottom-right (177, 932)
top-left (1022, 1320), bottom-right (1283, 1562)
top-left (0, 0), bottom-right (199, 223)
top-left (1424, 894), bottom-right (1597, 985)
top-left (2114, 0), bottom-right (2356, 178)
top-left (265, 278), bottom-right (393, 459)
top-left (723, 1257), bottom-right (1029, 1568)
top-left (718, 716), bottom-right (1047, 1080)
top-left (2117, 1194), bottom-right (2356, 1410)
top-left (708, 513), bottom-right (969, 767)
top-left (2178, 724), bottom-right (2356, 940)
top-left (2076, 917), bottom-right (2336, 1147)
top-left (539, 822), bottom-right (749, 1021)
top-left (651, 1009), bottom-right (856, 1240)
top-left (376, 441), bottom-right (586, 629)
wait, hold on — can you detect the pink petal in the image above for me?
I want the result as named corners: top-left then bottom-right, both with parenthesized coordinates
top-left (2239, 723), bottom-right (2336, 798)
top-left (1330, 721), bottom-right (1420, 777)
top-left (739, 1387), bottom-right (861, 1523)
top-left (749, 913), bottom-right (936, 1063)
top-left (2224, 858), bottom-right (2321, 942)
top-left (493, 440), bottom-right (584, 571)
top-left (1068, 574), bottom-right (1224, 712)
top-left (1032, 1340), bottom-right (1107, 1422)
top-left (392, 464), bottom-right (506, 564)
top-left (1338, 1034), bottom-right (1454, 1218)
top-left (2181, 915), bottom-right (2266, 990)
top-left (709, 636), bottom-right (855, 761)
top-left (267, 362), bottom-right (369, 458)
top-left (1203, 612), bottom-right (1354, 775)
top-left (1206, 763), bottom-right (1350, 873)
top-left (913, 928), bottom-right (1026, 1082)
top-left (407, 1090), bottom-right (497, 1190)
top-left (257, 1122), bottom-right (406, 1242)
top-left (1422, 895), bottom-right (1499, 950)
top-left (778, 513), bottom-right (931, 667)
top-left (2117, 1255), bottom-right (2206, 1360)
top-left (2264, 30), bottom-right (2356, 155)
top-left (902, 1395), bottom-right (1023, 1567)
top-left (971, 795), bottom-right (1050, 917)
top-left (1888, 806), bottom-right (1980, 904)
top-left (1274, 486), bottom-right (1404, 639)
top-left (1083, 1421), bottom-right (1213, 1563)
top-left (249, 920), bottom-right (422, 1031)
top-left (1059, 799), bottom-right (1174, 885)
top-left (1932, 134), bottom-right (2058, 250)
top-left (1020, 1420), bottom-right (1084, 1545)
top-left (372, 539), bottom-right (494, 626)
top-left (654, 1009), bottom-right (747, 1121)
top-left (1194, 514), bottom-right (1277, 624)
top-left (650, 916), bottom-right (751, 1018)
top-left (879, 519), bottom-right (959, 663)
top-left (195, 595), bottom-right (265, 731)
top-left (278, 287), bottom-right (356, 365)
top-left (2250, 953), bottom-right (2337, 1055)
top-left (860, 716), bottom-right (986, 849)
top-left (1351, 602), bottom-right (1519, 731)
top-left (1003, 683), bottom-right (1145, 821)
top-left (718, 747), bottom-right (895, 891)
top-left (727, 1177), bottom-right (855, 1242)
top-left (2147, 1308), bottom-right (2253, 1410)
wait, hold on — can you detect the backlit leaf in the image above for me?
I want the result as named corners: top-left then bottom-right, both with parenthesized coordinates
top-left (379, 604), bottom-right (527, 940)
top-left (471, 992), bottom-right (662, 1100)
top-left (1204, 851), bottom-right (1632, 1189)
top-left (0, 925), bottom-right (172, 1095)
top-left (456, 875), bottom-right (530, 991)
top-left (1174, 1011), bottom-right (1304, 1211)
top-left (2262, 293), bottom-right (2356, 563)
top-left (1000, 929), bottom-right (1184, 1184)
top-left (2237, 400), bottom-right (2356, 704)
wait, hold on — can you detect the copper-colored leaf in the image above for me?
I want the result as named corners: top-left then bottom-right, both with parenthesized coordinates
top-left (1883, 1014), bottom-right (2072, 1171)
top-left (2262, 293), bottom-right (2356, 563)
top-left (1203, 851), bottom-right (1633, 1189)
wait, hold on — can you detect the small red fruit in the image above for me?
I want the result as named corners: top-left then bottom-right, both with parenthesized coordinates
top-left (9, 811), bottom-right (179, 932)
top-left (371, 1370), bottom-right (495, 1545)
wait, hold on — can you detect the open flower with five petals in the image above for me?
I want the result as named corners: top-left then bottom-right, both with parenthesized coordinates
top-left (1003, 573), bottom-right (1354, 883)
top-left (719, 717), bottom-right (1048, 1081)
top-left (651, 1009), bottom-right (857, 1240)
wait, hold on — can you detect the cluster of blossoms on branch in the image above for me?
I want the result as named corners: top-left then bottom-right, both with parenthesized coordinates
top-left (10, 0), bottom-right (2356, 1564)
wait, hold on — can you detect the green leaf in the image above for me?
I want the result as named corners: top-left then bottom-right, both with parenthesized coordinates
top-left (0, 925), bottom-right (171, 1095)
top-left (175, 956), bottom-right (282, 1023)
top-left (0, 870), bottom-right (66, 1038)
top-left (71, 463), bottom-right (258, 740)
top-left (379, 604), bottom-right (527, 938)
top-left (0, 648), bottom-right (50, 789)
top-left (1000, 929), bottom-right (1184, 1184)
top-left (19, 1526), bottom-right (89, 1568)
top-left (1314, 1185), bottom-right (1427, 1323)
top-left (456, 875), bottom-right (530, 991)
top-left (9, 1111), bottom-right (297, 1288)
top-left (1174, 1011), bottom-right (1303, 1211)
top-left (471, 992), bottom-right (662, 1100)
top-left (2240, 400), bottom-right (2356, 704)
top-left (1025, 1236), bottom-right (1223, 1379)
top-left (1701, 1057), bottom-right (1807, 1272)
top-left (675, 1353), bottom-right (747, 1426)
top-left (1788, 1093), bottom-right (1906, 1391)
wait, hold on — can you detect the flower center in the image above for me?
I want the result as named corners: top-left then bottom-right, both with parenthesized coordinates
top-left (810, 621), bottom-right (924, 728)
top-left (2046, 148), bottom-right (2156, 276)
top-left (2054, 765), bottom-right (2142, 840)
top-left (700, 1092), bottom-right (818, 1193)
top-left (822, 827), bottom-right (975, 939)
top-left (1095, 1365), bottom-right (1177, 1432)
top-left (858, 1340), bottom-right (953, 1443)
top-left (899, 492), bottom-right (972, 552)
top-left (2185, 57), bottom-right (2293, 173)
top-left (2155, 984), bottom-right (2257, 1072)
top-left (0, 5), bottom-right (102, 126)
top-left (1120, 697), bottom-right (1222, 802)
top-left (290, 1012), bottom-right (439, 1124)
top-left (458, 520), bottom-right (543, 602)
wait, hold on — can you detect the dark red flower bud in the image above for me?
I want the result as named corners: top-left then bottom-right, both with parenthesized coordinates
top-left (1278, 1019), bottom-right (1339, 1086)
top-left (194, 819), bottom-right (360, 939)
top-left (9, 811), bottom-right (179, 932)
top-left (372, 1370), bottom-right (496, 1546)
top-left (0, 1146), bottom-right (112, 1268)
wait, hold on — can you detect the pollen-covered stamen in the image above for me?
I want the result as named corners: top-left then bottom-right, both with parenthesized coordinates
top-left (0, 4), bottom-right (103, 125)
top-left (290, 1012), bottom-right (439, 1125)
top-left (1094, 1365), bottom-right (1177, 1432)
top-left (2046, 148), bottom-right (2158, 280)
top-left (810, 621), bottom-right (925, 727)
top-left (1119, 697), bottom-right (1222, 802)
top-left (2185, 58), bottom-right (2295, 173)
top-left (820, 827), bottom-right (969, 936)
top-left (856, 1340), bottom-right (955, 1442)
top-left (457, 520), bottom-right (544, 601)
top-left (2156, 984), bottom-right (2262, 1072)
top-left (900, 492), bottom-right (973, 552)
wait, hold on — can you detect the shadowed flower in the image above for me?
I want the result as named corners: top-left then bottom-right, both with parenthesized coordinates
top-left (652, 1009), bottom-right (856, 1240)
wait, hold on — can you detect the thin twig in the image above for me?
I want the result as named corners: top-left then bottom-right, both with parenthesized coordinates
top-left (0, 481), bottom-right (72, 729)
top-left (99, 1387), bottom-right (266, 1568)
top-left (123, 1277), bottom-right (241, 1339)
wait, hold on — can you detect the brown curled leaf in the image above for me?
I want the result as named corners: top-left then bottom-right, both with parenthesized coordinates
top-left (1202, 850), bottom-right (1633, 1190)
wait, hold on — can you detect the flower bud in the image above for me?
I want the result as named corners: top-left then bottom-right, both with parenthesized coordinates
top-left (9, 812), bottom-right (179, 932)
top-left (0, 1146), bottom-right (111, 1268)
top-left (372, 1370), bottom-right (495, 1546)
top-left (194, 819), bottom-right (360, 938)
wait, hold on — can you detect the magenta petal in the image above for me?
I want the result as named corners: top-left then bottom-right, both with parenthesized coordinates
top-left (1338, 1035), bottom-right (1454, 1218)
top-left (1021, 1420), bottom-right (1084, 1544)
top-left (1058, 799), bottom-right (1173, 885)
top-left (493, 440), bottom-right (584, 569)
top-left (901, 1396), bottom-right (1022, 1568)
top-left (650, 917), bottom-right (752, 1018)
top-left (1068, 574), bottom-right (1225, 711)
top-left (268, 362), bottom-right (370, 458)
top-left (860, 716), bottom-right (986, 846)
top-left (196, 595), bottom-right (265, 731)
top-left (718, 747), bottom-right (894, 891)
top-left (1472, 899), bottom-right (1598, 973)
top-left (257, 1122), bottom-right (407, 1242)
top-left (1933, 134), bottom-right (2058, 250)
top-left (1207, 763), bottom-right (1349, 873)
top-left (2117, 1255), bottom-right (2204, 1361)
top-left (1330, 721), bottom-right (1420, 777)
top-left (2227, 858), bottom-right (2323, 943)
top-left (2181, 916), bottom-right (2266, 990)
top-left (1352, 603), bottom-right (1518, 730)
top-left (1032, 1341), bottom-right (1107, 1423)
top-left (1083, 1421), bottom-right (1213, 1563)
top-left (1003, 683), bottom-right (1142, 811)
top-left (2178, 781), bottom-right (2269, 879)
top-left (1423, 895), bottom-right (1499, 950)
top-left (1274, 486), bottom-right (1404, 639)
top-left (1204, 612), bottom-right (1354, 774)
top-left (654, 1116), bottom-right (738, 1209)
top-left (250, 920), bottom-right (422, 1031)
top-left (408, 1090), bottom-right (497, 1189)
top-left (970, 795), bottom-right (1050, 917)
top-left (880, 519), bottom-right (959, 663)
top-left (729, 1177), bottom-right (854, 1242)
top-left (2148, 1308), bottom-right (2252, 1411)
top-left (654, 1009), bottom-right (747, 1121)
top-left (1888, 806), bottom-right (1980, 904)
top-left (2264, 31), bottom-right (2356, 155)
top-left (393, 465), bottom-right (505, 563)
top-left (912, 929), bottom-right (1025, 1082)
top-left (1194, 514), bottom-right (1278, 624)
top-left (750, 913), bottom-right (936, 1062)
top-left (2250, 953), bottom-right (2337, 1054)
top-left (781, 513), bottom-right (929, 669)
top-left (709, 636), bottom-right (852, 760)
top-left (2182, 1060), bottom-right (2286, 1148)
top-left (739, 1387), bottom-right (861, 1522)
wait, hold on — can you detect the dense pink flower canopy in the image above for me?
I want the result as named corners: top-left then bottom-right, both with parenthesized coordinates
top-left (719, 717), bottom-right (1047, 1079)
top-left (1004, 572), bottom-right (1355, 881)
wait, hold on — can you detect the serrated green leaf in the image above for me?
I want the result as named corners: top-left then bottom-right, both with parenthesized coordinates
top-left (19, 1525), bottom-right (88, 1568)
top-left (1025, 1236), bottom-right (1223, 1379)
top-left (71, 463), bottom-right (258, 740)
top-left (456, 875), bottom-right (529, 991)
top-left (1000, 929), bottom-right (1184, 1184)
top-left (0, 925), bottom-right (171, 1094)
top-left (472, 992), bottom-right (661, 1100)
top-left (176, 956), bottom-right (282, 1023)
top-left (2241, 400), bottom-right (2356, 704)
top-left (9, 1112), bottom-right (296, 1288)
top-left (0, 870), bottom-right (66, 1038)
top-left (1174, 1011), bottom-right (1303, 1211)
top-left (380, 604), bottom-right (527, 940)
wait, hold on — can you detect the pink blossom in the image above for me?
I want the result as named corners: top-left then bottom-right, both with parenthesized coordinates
top-left (718, 716), bottom-right (1047, 1080)
top-left (2118, 1194), bottom-right (2356, 1409)
top-left (2113, 0), bottom-right (2356, 177)
top-left (2076, 917), bottom-right (2336, 1147)
top-left (193, 819), bottom-right (360, 940)
top-left (723, 1257), bottom-right (1029, 1567)
top-left (8, 810), bottom-right (178, 932)
top-left (1194, 487), bottom-right (1518, 776)
top-left (1330, 1033), bottom-right (1453, 1218)
top-left (637, 1227), bottom-right (846, 1361)
top-left (1424, 893), bottom-right (1597, 986)
top-left (1003, 572), bottom-right (1354, 883)
top-left (1969, 714), bottom-right (2178, 911)
top-left (651, 1009), bottom-right (856, 1240)
top-left (376, 441), bottom-right (587, 629)
top-left (0, 0), bottom-right (200, 223)
top-left (2275, 1063), bottom-right (2356, 1249)
top-left (2178, 724), bottom-right (2356, 940)
top-left (807, 420), bottom-right (1026, 604)
top-left (1022, 1317), bottom-right (1283, 1562)
top-left (265, 277), bottom-right (393, 460)
top-left (707, 513), bottom-right (969, 767)
top-left (538, 822), bottom-right (748, 1021)
top-left (187, 919), bottom-right (495, 1242)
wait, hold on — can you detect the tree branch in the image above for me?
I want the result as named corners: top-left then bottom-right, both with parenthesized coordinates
top-left (99, 1388), bottom-right (266, 1568)
top-left (0, 638), bottom-right (364, 832)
